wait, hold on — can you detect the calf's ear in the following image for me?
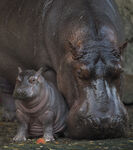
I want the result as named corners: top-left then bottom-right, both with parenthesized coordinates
top-left (35, 67), bottom-right (43, 78)
top-left (18, 67), bottom-right (22, 74)
top-left (119, 40), bottom-right (128, 54)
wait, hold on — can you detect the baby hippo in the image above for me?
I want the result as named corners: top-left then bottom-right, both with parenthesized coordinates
top-left (13, 67), bottom-right (68, 142)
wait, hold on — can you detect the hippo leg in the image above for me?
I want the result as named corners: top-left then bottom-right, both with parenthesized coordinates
top-left (13, 110), bottom-right (28, 142)
top-left (13, 123), bottom-right (27, 142)
top-left (42, 111), bottom-right (55, 142)
top-left (1, 93), bottom-right (16, 121)
top-left (0, 77), bottom-right (16, 121)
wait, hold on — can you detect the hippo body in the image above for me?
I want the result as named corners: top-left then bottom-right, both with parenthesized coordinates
top-left (0, 0), bottom-right (128, 139)
top-left (13, 68), bottom-right (68, 142)
top-left (0, 77), bottom-right (16, 121)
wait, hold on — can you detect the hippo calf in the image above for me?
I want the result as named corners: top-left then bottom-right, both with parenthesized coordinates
top-left (13, 67), bottom-right (68, 142)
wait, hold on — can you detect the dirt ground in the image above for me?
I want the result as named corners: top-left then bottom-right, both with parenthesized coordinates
top-left (0, 118), bottom-right (133, 150)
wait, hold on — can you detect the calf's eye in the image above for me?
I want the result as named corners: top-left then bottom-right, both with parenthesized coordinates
top-left (29, 77), bottom-right (36, 84)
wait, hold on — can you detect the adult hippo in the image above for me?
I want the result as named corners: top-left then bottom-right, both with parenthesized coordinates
top-left (0, 0), bottom-right (128, 139)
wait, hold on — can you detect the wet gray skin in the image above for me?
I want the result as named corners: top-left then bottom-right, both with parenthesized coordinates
top-left (13, 68), bottom-right (68, 142)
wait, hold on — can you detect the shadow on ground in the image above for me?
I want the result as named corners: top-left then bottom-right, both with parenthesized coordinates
top-left (0, 75), bottom-right (133, 150)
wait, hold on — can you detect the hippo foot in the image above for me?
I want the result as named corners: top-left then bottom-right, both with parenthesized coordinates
top-left (43, 134), bottom-right (55, 142)
top-left (13, 135), bottom-right (26, 142)
top-left (2, 109), bottom-right (16, 122)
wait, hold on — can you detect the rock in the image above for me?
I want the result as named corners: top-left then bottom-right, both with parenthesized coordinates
top-left (115, 0), bottom-right (133, 104)
top-left (123, 75), bottom-right (133, 104)
top-left (116, 0), bottom-right (133, 74)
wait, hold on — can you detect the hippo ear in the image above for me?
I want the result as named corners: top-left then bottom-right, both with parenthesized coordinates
top-left (118, 40), bottom-right (128, 54)
top-left (35, 67), bottom-right (43, 78)
top-left (18, 67), bottom-right (22, 74)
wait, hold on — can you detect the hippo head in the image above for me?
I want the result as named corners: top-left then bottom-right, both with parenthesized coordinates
top-left (57, 40), bottom-right (128, 139)
top-left (13, 67), bottom-right (44, 101)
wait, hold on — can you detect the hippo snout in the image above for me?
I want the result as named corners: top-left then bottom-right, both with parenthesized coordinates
top-left (67, 81), bottom-right (128, 139)
top-left (13, 88), bottom-right (29, 100)
top-left (68, 112), bottom-right (128, 139)
top-left (85, 115), bottom-right (126, 129)
top-left (85, 115), bottom-right (127, 139)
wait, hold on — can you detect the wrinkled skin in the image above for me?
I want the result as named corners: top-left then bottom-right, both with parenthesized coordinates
top-left (0, 0), bottom-right (128, 139)
top-left (13, 68), bottom-right (68, 142)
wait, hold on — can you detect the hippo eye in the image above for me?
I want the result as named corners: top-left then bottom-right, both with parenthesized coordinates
top-left (77, 65), bottom-right (93, 80)
top-left (29, 77), bottom-right (36, 84)
top-left (105, 63), bottom-right (123, 80)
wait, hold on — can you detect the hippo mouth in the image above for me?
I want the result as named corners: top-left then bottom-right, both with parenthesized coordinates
top-left (13, 89), bottom-right (35, 101)
top-left (73, 114), bottom-right (127, 139)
